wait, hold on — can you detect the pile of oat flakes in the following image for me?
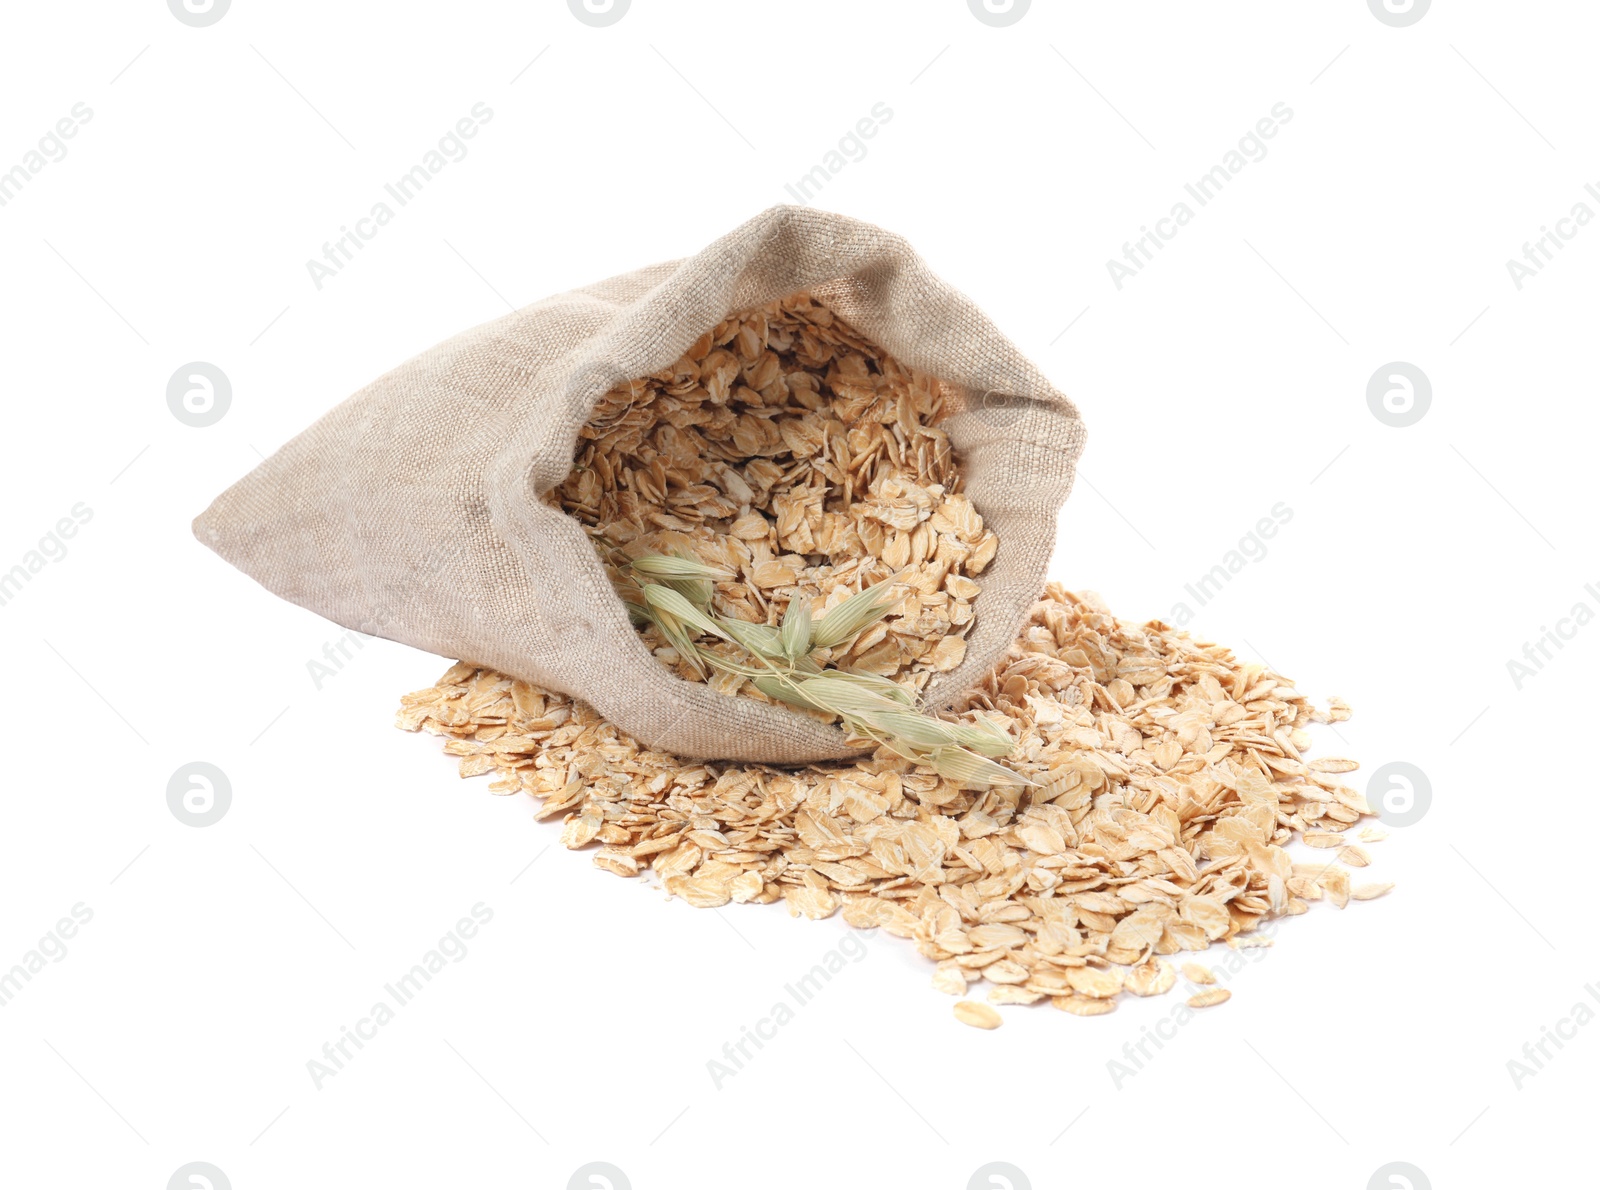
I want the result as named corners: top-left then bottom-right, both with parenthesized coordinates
top-left (398, 588), bottom-right (1391, 1022)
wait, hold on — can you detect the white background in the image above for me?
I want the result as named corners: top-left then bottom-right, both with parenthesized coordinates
top-left (1, 2), bottom-right (1594, 1188)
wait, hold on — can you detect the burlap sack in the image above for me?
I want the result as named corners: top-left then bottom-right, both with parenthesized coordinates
top-left (195, 206), bottom-right (1085, 763)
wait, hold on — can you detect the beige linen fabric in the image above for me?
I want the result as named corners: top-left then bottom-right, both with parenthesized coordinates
top-left (194, 206), bottom-right (1085, 762)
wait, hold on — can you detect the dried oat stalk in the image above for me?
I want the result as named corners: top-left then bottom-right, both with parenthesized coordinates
top-left (619, 553), bottom-right (1023, 787)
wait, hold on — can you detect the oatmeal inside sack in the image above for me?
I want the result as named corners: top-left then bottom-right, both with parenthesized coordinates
top-left (550, 293), bottom-right (997, 704)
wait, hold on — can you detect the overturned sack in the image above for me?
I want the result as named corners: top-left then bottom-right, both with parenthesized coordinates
top-left (194, 206), bottom-right (1085, 762)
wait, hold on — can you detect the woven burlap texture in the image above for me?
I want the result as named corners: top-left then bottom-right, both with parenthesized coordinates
top-left (194, 206), bottom-right (1085, 763)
